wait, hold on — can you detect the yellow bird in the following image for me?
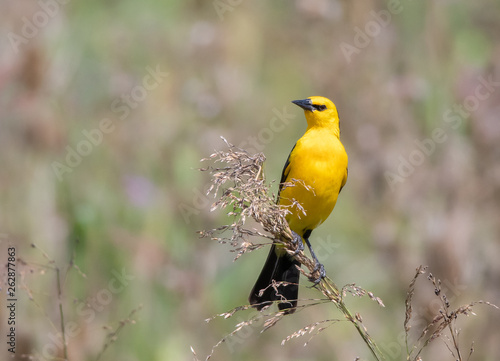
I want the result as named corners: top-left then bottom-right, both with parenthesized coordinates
top-left (249, 96), bottom-right (348, 314)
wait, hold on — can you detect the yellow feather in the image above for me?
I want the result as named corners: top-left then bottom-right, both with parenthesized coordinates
top-left (249, 96), bottom-right (348, 313)
top-left (278, 96), bottom-right (348, 236)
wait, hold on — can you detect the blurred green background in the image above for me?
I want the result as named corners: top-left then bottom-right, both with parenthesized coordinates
top-left (1, 0), bottom-right (500, 360)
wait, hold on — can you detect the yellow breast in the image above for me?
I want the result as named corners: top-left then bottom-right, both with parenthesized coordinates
top-left (278, 127), bottom-right (348, 235)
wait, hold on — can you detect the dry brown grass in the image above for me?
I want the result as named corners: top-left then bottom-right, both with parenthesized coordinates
top-left (404, 266), bottom-right (498, 361)
top-left (197, 138), bottom-right (499, 361)
top-left (198, 137), bottom-right (385, 360)
top-left (8, 243), bottom-right (141, 361)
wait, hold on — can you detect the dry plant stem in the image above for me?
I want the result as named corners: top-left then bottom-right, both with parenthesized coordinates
top-left (318, 276), bottom-right (384, 361)
top-left (30, 243), bottom-right (69, 360)
top-left (405, 267), bottom-right (499, 361)
top-left (96, 305), bottom-right (143, 361)
top-left (199, 138), bottom-right (385, 361)
top-left (287, 239), bottom-right (384, 359)
top-left (56, 266), bottom-right (69, 361)
top-left (405, 265), bottom-right (427, 358)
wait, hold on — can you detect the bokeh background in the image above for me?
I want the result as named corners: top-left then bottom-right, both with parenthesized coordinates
top-left (1, 0), bottom-right (500, 360)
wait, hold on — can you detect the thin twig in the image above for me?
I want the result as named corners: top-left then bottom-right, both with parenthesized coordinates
top-left (56, 266), bottom-right (68, 361)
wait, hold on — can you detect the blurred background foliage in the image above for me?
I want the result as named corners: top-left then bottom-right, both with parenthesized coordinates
top-left (1, 0), bottom-right (500, 360)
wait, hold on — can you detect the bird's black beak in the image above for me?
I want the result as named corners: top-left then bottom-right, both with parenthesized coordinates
top-left (292, 98), bottom-right (315, 112)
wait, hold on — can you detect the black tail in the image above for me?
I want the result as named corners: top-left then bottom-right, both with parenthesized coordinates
top-left (249, 244), bottom-right (301, 314)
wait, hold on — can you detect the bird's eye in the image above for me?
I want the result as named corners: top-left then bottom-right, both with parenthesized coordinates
top-left (313, 104), bottom-right (327, 111)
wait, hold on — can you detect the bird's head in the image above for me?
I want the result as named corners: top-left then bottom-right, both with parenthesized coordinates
top-left (291, 96), bottom-right (340, 136)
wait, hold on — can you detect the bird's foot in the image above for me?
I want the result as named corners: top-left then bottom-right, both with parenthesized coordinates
top-left (308, 262), bottom-right (326, 285)
top-left (290, 231), bottom-right (304, 256)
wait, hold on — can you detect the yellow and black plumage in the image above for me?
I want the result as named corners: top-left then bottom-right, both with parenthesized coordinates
top-left (249, 96), bottom-right (348, 314)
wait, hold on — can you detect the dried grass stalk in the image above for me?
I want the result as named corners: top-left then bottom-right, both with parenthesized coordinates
top-left (199, 137), bottom-right (385, 361)
top-left (404, 266), bottom-right (499, 361)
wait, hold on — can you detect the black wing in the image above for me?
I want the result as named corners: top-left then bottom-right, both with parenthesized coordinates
top-left (277, 143), bottom-right (296, 203)
top-left (339, 167), bottom-right (348, 193)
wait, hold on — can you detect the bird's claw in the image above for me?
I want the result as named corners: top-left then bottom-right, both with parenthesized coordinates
top-left (308, 262), bottom-right (326, 285)
top-left (291, 231), bottom-right (304, 256)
